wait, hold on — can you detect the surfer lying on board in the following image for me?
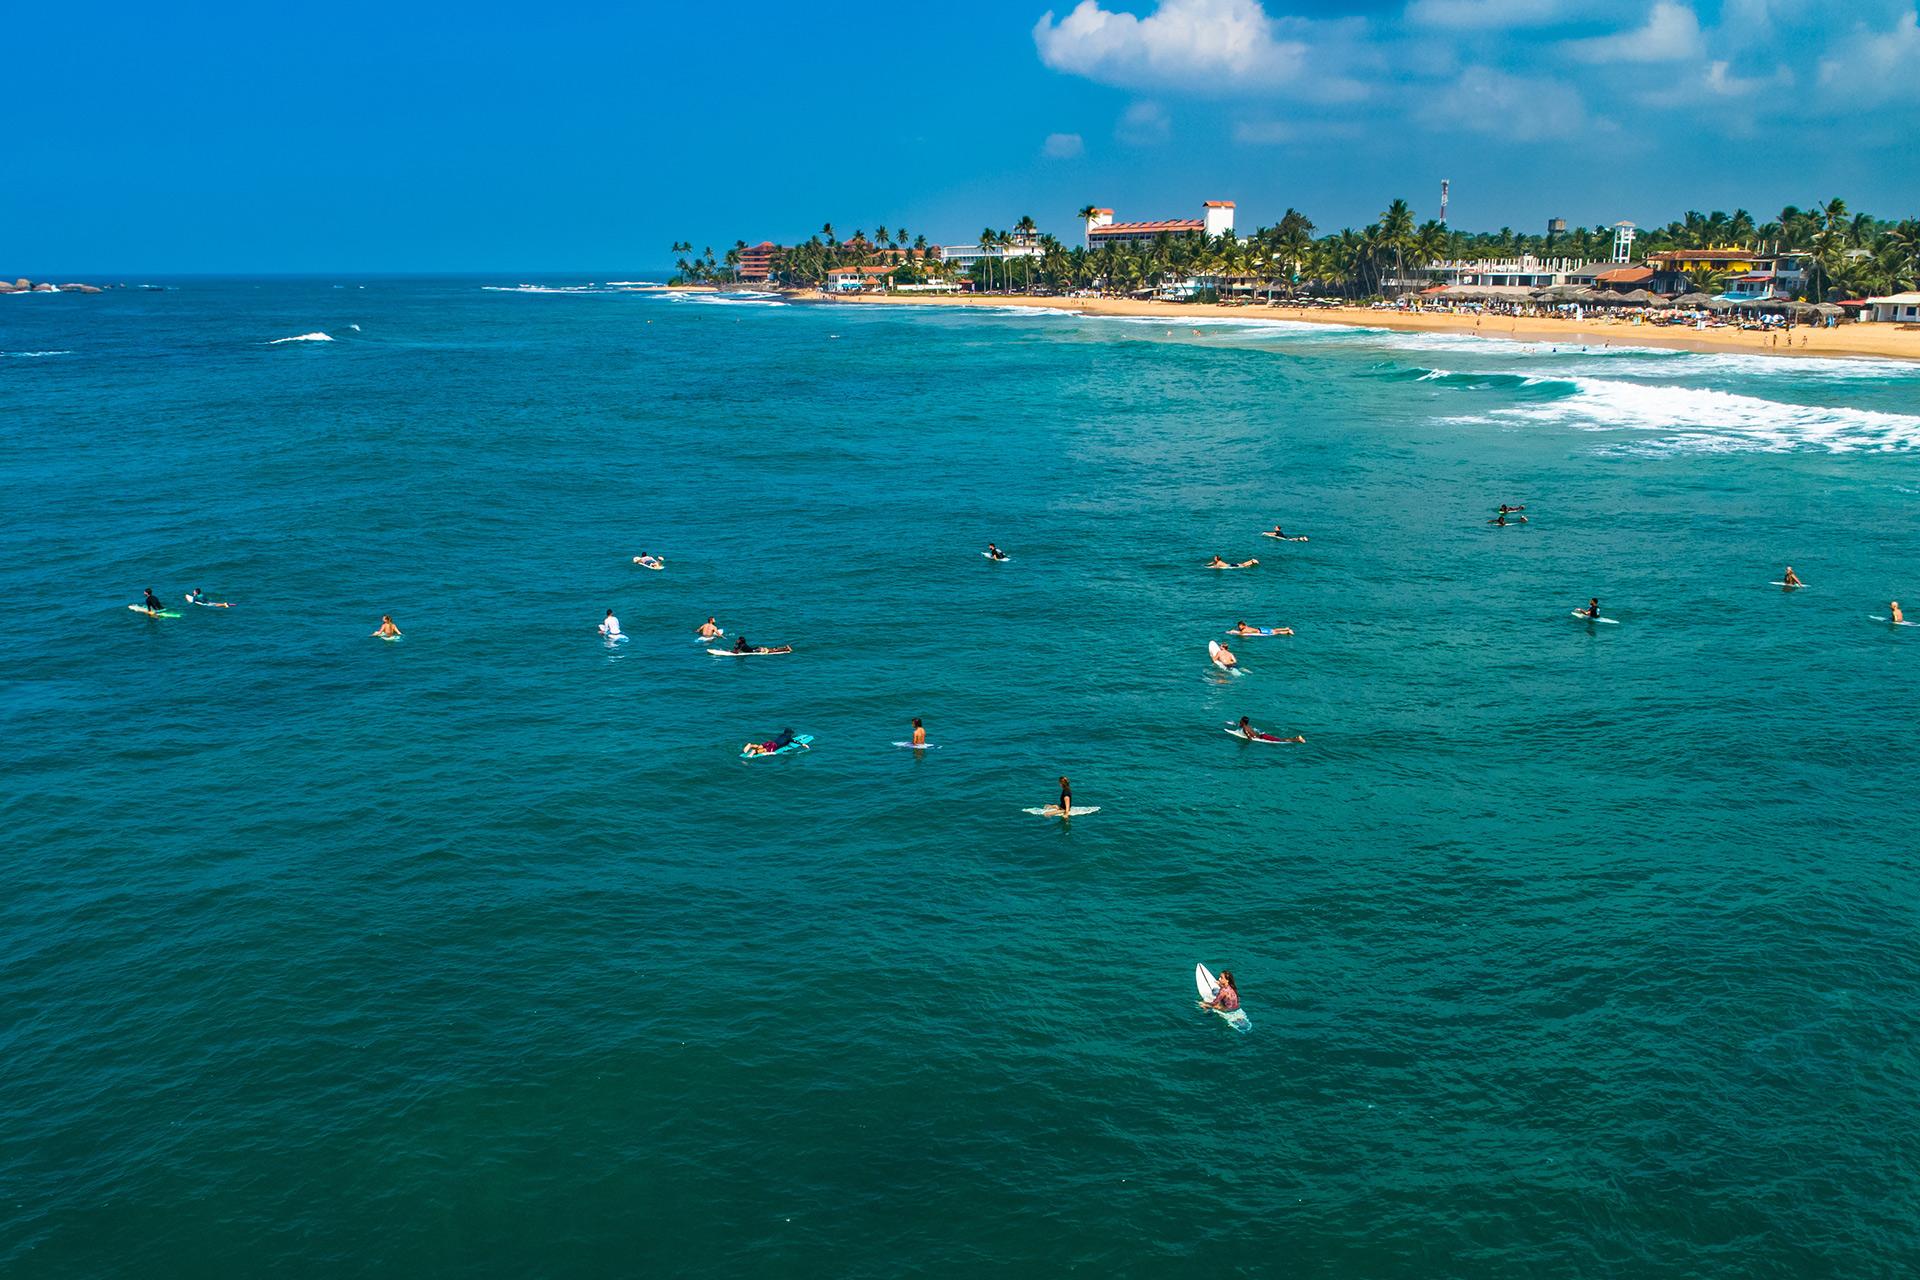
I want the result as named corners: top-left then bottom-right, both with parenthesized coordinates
top-left (1201, 971), bottom-right (1240, 1013)
top-left (1497, 504), bottom-right (1526, 515)
top-left (742, 728), bottom-right (799, 757)
top-left (731, 636), bottom-right (793, 654)
top-left (698, 617), bottom-right (722, 638)
top-left (1266, 526), bottom-right (1307, 541)
top-left (1782, 567), bottom-right (1802, 587)
top-left (1229, 621), bottom-right (1294, 637)
top-left (632, 553), bottom-right (664, 569)
top-left (185, 588), bottom-right (232, 607)
top-left (985, 543), bottom-right (1009, 561)
top-left (1489, 514), bottom-right (1528, 525)
top-left (1207, 556), bottom-right (1259, 569)
top-left (1237, 716), bottom-right (1305, 744)
top-left (372, 615), bottom-right (402, 639)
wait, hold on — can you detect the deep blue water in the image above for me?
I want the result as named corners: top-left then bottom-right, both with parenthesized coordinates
top-left (4, 280), bottom-right (1919, 1278)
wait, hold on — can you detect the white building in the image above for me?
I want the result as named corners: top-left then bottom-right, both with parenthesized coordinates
top-left (1864, 292), bottom-right (1920, 323)
top-left (1085, 201), bottom-right (1235, 247)
top-left (939, 242), bottom-right (1043, 271)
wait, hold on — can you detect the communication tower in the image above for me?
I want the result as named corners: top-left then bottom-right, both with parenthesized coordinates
top-left (1439, 179), bottom-right (1450, 225)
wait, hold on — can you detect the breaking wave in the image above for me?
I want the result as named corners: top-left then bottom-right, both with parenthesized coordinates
top-left (267, 332), bottom-right (333, 344)
top-left (1493, 376), bottom-right (1920, 454)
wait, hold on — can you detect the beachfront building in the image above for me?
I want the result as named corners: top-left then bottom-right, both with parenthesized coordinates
top-left (938, 240), bottom-right (1042, 273)
top-left (825, 265), bottom-right (896, 294)
top-left (1645, 249), bottom-right (1763, 295)
top-left (1085, 201), bottom-right (1235, 248)
top-left (737, 241), bottom-right (784, 282)
top-left (1423, 255), bottom-right (1607, 290)
top-left (1863, 292), bottom-right (1920, 323)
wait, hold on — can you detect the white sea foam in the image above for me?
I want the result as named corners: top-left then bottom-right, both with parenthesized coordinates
top-left (2, 349), bottom-right (72, 357)
top-left (1490, 376), bottom-right (1920, 454)
top-left (349, 324), bottom-right (361, 332)
top-left (268, 332), bottom-right (333, 343)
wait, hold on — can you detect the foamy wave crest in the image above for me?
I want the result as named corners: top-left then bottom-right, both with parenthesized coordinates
top-left (3, 349), bottom-right (72, 357)
top-left (1493, 377), bottom-right (1920, 454)
top-left (268, 332), bottom-right (333, 344)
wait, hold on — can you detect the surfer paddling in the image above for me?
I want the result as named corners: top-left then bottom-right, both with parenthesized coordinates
top-left (1229, 621), bottom-right (1293, 637)
top-left (1206, 556), bottom-right (1259, 569)
top-left (1497, 504), bottom-right (1526, 515)
top-left (1235, 716), bottom-right (1304, 744)
top-left (372, 615), bottom-right (402, 639)
top-left (731, 636), bottom-right (793, 655)
top-left (185, 588), bottom-right (232, 608)
top-left (742, 728), bottom-right (802, 757)
top-left (985, 543), bottom-right (1009, 562)
top-left (1489, 513), bottom-right (1528, 526)
top-left (632, 552), bottom-right (664, 570)
top-left (1200, 970), bottom-right (1240, 1014)
top-left (1264, 525), bottom-right (1308, 542)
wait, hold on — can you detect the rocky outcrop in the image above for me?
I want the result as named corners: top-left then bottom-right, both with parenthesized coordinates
top-left (0, 277), bottom-right (108, 293)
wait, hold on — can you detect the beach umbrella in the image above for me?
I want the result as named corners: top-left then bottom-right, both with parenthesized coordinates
top-left (1616, 288), bottom-right (1657, 304)
top-left (1671, 291), bottom-right (1713, 307)
top-left (1813, 302), bottom-right (1843, 316)
top-left (1701, 297), bottom-right (1734, 311)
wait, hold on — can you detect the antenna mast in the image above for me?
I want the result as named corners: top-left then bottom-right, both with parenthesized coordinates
top-left (1439, 179), bottom-right (1450, 225)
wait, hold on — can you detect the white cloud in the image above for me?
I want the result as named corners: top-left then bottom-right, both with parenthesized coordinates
top-left (1818, 8), bottom-right (1920, 100)
top-left (1405, 0), bottom-right (1571, 29)
top-left (1233, 117), bottom-right (1363, 144)
top-left (1033, 0), bottom-right (1309, 91)
top-left (1042, 132), bottom-right (1086, 158)
top-left (1432, 66), bottom-right (1588, 139)
top-left (1116, 100), bottom-right (1172, 145)
top-left (1563, 2), bottom-right (1706, 64)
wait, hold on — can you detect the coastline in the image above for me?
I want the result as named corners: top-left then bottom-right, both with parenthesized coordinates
top-left (794, 289), bottom-right (1920, 363)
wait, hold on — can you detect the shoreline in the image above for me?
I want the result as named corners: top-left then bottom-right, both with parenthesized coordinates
top-left (792, 290), bottom-right (1920, 363)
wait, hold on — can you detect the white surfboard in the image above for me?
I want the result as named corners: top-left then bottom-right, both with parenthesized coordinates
top-left (1870, 615), bottom-right (1918, 626)
top-left (1570, 611), bottom-right (1619, 625)
top-left (1195, 963), bottom-right (1250, 1031)
top-left (892, 741), bottom-right (939, 750)
top-left (983, 551), bottom-right (1011, 562)
top-left (1022, 805), bottom-right (1099, 817)
top-left (632, 558), bottom-right (665, 571)
top-left (694, 629), bottom-right (725, 641)
top-left (1208, 640), bottom-right (1242, 673)
top-left (708, 647), bottom-right (792, 656)
top-left (1770, 581), bottom-right (1806, 588)
top-left (1224, 723), bottom-right (1289, 744)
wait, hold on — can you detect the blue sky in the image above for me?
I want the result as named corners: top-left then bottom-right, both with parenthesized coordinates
top-left (5, 0), bottom-right (1917, 272)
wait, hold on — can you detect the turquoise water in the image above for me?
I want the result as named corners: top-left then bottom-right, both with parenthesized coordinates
top-left (5, 281), bottom-right (1919, 1277)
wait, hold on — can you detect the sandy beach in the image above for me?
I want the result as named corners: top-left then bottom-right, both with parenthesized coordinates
top-left (800, 290), bottom-right (1920, 363)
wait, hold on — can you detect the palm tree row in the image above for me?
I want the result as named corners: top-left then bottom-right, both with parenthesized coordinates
top-left (674, 197), bottom-right (1917, 302)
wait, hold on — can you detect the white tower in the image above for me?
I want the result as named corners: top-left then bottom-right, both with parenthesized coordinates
top-left (1203, 201), bottom-right (1236, 239)
top-left (1613, 221), bottom-right (1637, 264)
top-left (1439, 179), bottom-right (1450, 224)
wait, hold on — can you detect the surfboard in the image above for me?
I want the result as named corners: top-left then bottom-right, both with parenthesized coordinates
top-left (983, 552), bottom-right (1010, 562)
top-left (1208, 640), bottom-right (1242, 673)
top-left (892, 741), bottom-right (939, 750)
top-left (694, 629), bottom-right (725, 641)
top-left (1869, 615), bottom-right (1918, 626)
top-left (632, 558), bottom-right (665, 570)
top-left (184, 596), bottom-right (233, 607)
top-left (1195, 963), bottom-right (1250, 1031)
top-left (1259, 532), bottom-right (1307, 541)
top-left (742, 733), bottom-right (813, 759)
top-left (376, 634), bottom-right (402, 642)
top-left (1570, 611), bottom-right (1619, 625)
top-left (1228, 627), bottom-right (1288, 637)
top-left (600, 631), bottom-right (628, 643)
top-left (129, 605), bottom-right (181, 618)
top-left (1769, 582), bottom-right (1806, 588)
top-left (708, 647), bottom-right (791, 656)
top-left (1224, 724), bottom-right (1286, 743)
top-left (1022, 805), bottom-right (1099, 817)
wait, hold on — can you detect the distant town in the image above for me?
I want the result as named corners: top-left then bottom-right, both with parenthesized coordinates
top-left (673, 193), bottom-right (1920, 324)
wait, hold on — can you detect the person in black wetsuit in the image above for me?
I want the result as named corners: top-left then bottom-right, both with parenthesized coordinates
top-left (143, 588), bottom-right (164, 613)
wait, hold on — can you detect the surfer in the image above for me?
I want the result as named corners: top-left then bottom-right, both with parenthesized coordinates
top-left (142, 588), bottom-right (164, 614)
top-left (731, 636), bottom-right (793, 654)
top-left (1201, 970), bottom-right (1240, 1013)
top-left (599, 609), bottom-right (622, 638)
top-left (632, 552), bottom-right (664, 569)
top-left (911, 717), bottom-right (926, 748)
top-left (1497, 504), bottom-right (1526, 515)
top-left (1057, 776), bottom-right (1072, 815)
top-left (986, 543), bottom-right (1008, 561)
top-left (698, 617), bottom-right (722, 639)
top-left (1236, 716), bottom-right (1304, 744)
top-left (743, 728), bottom-right (799, 757)
top-left (1782, 567), bottom-right (1802, 587)
top-left (1266, 525), bottom-right (1307, 542)
top-left (1214, 641), bottom-right (1237, 670)
top-left (372, 615), bottom-right (402, 639)
top-left (1489, 514), bottom-right (1528, 525)
top-left (1893, 601), bottom-right (1905, 624)
top-left (1207, 556), bottom-right (1258, 569)
top-left (1583, 598), bottom-right (1601, 620)
top-left (1229, 621), bottom-right (1293, 636)
top-left (733, 635), bottom-right (750, 653)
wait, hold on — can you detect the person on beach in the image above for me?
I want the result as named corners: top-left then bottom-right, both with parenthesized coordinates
top-left (911, 717), bottom-right (926, 747)
top-left (698, 617), bottom-right (722, 639)
top-left (1202, 970), bottom-right (1240, 1013)
top-left (1230, 621), bottom-right (1293, 637)
top-left (373, 615), bottom-right (402, 639)
top-left (599, 609), bottom-right (622, 638)
top-left (142, 588), bottom-right (164, 614)
top-left (1207, 556), bottom-right (1258, 569)
top-left (1214, 641), bottom-right (1237, 670)
top-left (1583, 599), bottom-right (1601, 620)
top-left (1782, 567), bottom-right (1802, 588)
top-left (986, 542), bottom-right (1008, 561)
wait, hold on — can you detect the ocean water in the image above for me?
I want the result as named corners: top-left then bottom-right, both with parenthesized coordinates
top-left (4, 280), bottom-right (1919, 1278)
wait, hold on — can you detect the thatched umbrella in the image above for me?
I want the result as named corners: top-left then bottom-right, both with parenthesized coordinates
top-left (1701, 297), bottom-right (1734, 311)
top-left (1813, 302), bottom-right (1843, 316)
top-left (1671, 292), bottom-right (1714, 308)
top-left (1615, 288), bottom-right (1658, 304)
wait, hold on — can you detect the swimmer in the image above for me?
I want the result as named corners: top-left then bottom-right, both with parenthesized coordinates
top-left (372, 614), bottom-right (403, 639)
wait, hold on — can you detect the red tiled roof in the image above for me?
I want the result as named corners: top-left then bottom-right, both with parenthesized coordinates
top-left (1595, 266), bottom-right (1653, 283)
top-left (1091, 219), bottom-right (1205, 235)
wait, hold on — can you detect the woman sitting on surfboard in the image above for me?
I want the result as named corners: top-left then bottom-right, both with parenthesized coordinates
top-left (1201, 971), bottom-right (1240, 1013)
top-left (911, 717), bottom-right (926, 747)
top-left (1057, 776), bottom-right (1072, 814)
top-left (372, 615), bottom-right (402, 639)
top-left (1229, 621), bottom-right (1293, 637)
top-left (1893, 601), bottom-right (1905, 625)
top-left (1206, 556), bottom-right (1258, 569)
